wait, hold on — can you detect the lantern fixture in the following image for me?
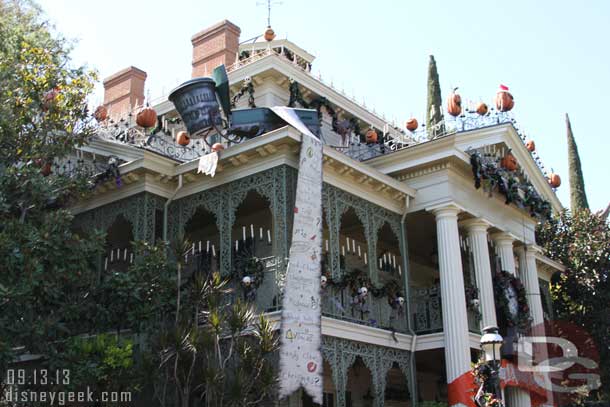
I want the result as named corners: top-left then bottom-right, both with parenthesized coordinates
top-left (480, 325), bottom-right (503, 363)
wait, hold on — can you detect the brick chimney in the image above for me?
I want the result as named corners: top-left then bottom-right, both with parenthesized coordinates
top-left (102, 66), bottom-right (147, 121)
top-left (191, 20), bottom-right (241, 78)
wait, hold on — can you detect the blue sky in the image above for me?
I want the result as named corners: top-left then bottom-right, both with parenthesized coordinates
top-left (38, 0), bottom-right (610, 211)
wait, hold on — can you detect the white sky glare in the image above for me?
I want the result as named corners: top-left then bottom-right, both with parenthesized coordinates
top-left (38, 0), bottom-right (610, 211)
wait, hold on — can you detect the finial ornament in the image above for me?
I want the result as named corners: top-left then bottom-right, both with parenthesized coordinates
top-left (257, 0), bottom-right (283, 32)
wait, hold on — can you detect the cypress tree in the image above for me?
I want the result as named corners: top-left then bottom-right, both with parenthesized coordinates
top-left (566, 113), bottom-right (589, 211)
top-left (426, 55), bottom-right (444, 139)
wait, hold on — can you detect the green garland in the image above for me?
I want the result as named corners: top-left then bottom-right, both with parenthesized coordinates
top-left (321, 254), bottom-right (403, 303)
top-left (288, 80), bottom-right (376, 144)
top-left (470, 150), bottom-right (552, 221)
top-left (493, 270), bottom-right (531, 332)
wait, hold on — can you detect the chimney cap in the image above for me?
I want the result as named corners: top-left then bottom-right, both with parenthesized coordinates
top-left (191, 19), bottom-right (241, 43)
top-left (103, 66), bottom-right (147, 87)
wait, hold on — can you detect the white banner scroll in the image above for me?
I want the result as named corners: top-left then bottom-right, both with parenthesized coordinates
top-left (197, 151), bottom-right (218, 177)
top-left (272, 107), bottom-right (324, 404)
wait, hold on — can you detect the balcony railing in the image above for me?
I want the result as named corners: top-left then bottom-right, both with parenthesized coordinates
top-left (412, 284), bottom-right (481, 334)
top-left (321, 286), bottom-right (408, 334)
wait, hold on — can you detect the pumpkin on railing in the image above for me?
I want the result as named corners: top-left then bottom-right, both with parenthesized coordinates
top-left (365, 128), bottom-right (378, 144)
top-left (94, 105), bottom-right (108, 122)
top-left (476, 102), bottom-right (489, 116)
top-left (447, 88), bottom-right (462, 117)
top-left (495, 84), bottom-right (514, 112)
top-left (405, 118), bottom-right (418, 132)
top-left (548, 172), bottom-right (561, 188)
top-left (136, 105), bottom-right (157, 128)
top-left (500, 152), bottom-right (518, 171)
top-left (176, 131), bottom-right (190, 146)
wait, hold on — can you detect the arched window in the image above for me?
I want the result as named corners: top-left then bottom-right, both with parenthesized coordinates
top-left (103, 215), bottom-right (134, 274)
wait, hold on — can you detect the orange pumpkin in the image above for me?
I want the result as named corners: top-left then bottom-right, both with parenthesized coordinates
top-left (495, 85), bottom-right (514, 112)
top-left (136, 106), bottom-right (157, 128)
top-left (176, 131), bottom-right (190, 146)
top-left (94, 105), bottom-right (108, 122)
top-left (405, 118), bottom-right (418, 131)
top-left (476, 102), bottom-right (488, 116)
top-left (525, 140), bottom-right (535, 152)
top-left (447, 89), bottom-right (462, 117)
top-left (211, 143), bottom-right (225, 152)
top-left (548, 173), bottom-right (561, 188)
top-left (501, 153), bottom-right (518, 171)
top-left (264, 27), bottom-right (276, 41)
top-left (365, 129), bottom-right (378, 144)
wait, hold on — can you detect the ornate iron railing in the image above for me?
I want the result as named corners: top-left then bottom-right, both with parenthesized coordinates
top-left (95, 119), bottom-right (209, 163)
top-left (321, 285), bottom-right (409, 334)
top-left (412, 285), bottom-right (443, 333)
top-left (412, 284), bottom-right (481, 334)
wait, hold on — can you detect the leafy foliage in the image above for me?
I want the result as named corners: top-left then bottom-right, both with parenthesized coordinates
top-left (0, 0), bottom-right (103, 387)
top-left (146, 239), bottom-right (279, 407)
top-left (537, 210), bottom-right (610, 400)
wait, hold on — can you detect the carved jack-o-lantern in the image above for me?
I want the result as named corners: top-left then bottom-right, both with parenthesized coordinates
top-left (476, 102), bottom-right (489, 116)
top-left (548, 173), bottom-right (561, 188)
top-left (495, 85), bottom-right (514, 112)
top-left (136, 106), bottom-right (157, 128)
top-left (525, 140), bottom-right (536, 152)
top-left (94, 105), bottom-right (108, 122)
top-left (406, 118), bottom-right (418, 131)
top-left (211, 143), bottom-right (225, 152)
top-left (447, 89), bottom-right (462, 117)
top-left (501, 152), bottom-right (518, 171)
top-left (176, 131), bottom-right (190, 146)
top-left (365, 129), bottom-right (378, 144)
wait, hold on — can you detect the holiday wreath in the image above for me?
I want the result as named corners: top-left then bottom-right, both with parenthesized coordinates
top-left (493, 270), bottom-right (531, 332)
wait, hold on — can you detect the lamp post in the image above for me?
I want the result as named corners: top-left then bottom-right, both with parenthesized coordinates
top-left (478, 325), bottom-right (504, 405)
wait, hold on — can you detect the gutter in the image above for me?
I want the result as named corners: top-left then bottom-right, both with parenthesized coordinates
top-left (163, 174), bottom-right (183, 242)
top-left (400, 195), bottom-right (418, 407)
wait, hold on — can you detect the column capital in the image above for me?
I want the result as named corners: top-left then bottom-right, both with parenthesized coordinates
top-left (459, 218), bottom-right (492, 233)
top-left (429, 203), bottom-right (462, 219)
top-left (490, 232), bottom-right (516, 247)
top-left (515, 244), bottom-right (543, 258)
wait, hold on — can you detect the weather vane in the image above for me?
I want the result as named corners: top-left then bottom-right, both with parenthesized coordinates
top-left (257, 0), bottom-right (283, 27)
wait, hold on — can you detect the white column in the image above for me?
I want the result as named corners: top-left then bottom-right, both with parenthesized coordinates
top-left (516, 246), bottom-right (544, 325)
top-left (432, 205), bottom-right (471, 405)
top-left (517, 245), bottom-right (554, 406)
top-left (492, 233), bottom-right (532, 407)
top-left (492, 232), bottom-right (517, 275)
top-left (461, 219), bottom-right (497, 328)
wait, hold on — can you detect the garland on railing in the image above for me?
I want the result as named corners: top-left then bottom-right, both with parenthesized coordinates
top-left (320, 261), bottom-right (404, 306)
top-left (493, 270), bottom-right (531, 332)
top-left (230, 78), bottom-right (256, 109)
top-left (87, 155), bottom-right (121, 190)
top-left (288, 80), bottom-right (374, 144)
top-left (469, 150), bottom-right (552, 220)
